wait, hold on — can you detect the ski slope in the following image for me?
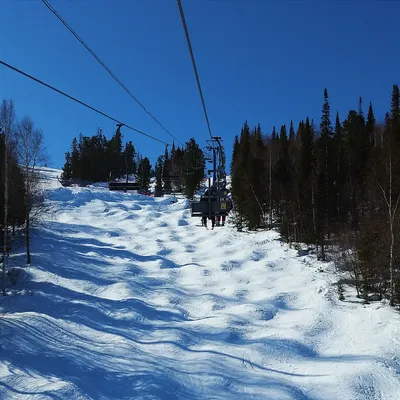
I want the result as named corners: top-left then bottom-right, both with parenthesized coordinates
top-left (1, 168), bottom-right (400, 399)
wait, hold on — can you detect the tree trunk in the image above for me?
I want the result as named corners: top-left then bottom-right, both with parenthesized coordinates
top-left (311, 174), bottom-right (318, 256)
top-left (325, 142), bottom-right (329, 245)
top-left (378, 151), bottom-right (399, 306)
top-left (389, 150), bottom-right (396, 306)
top-left (2, 135), bottom-right (9, 296)
top-left (269, 146), bottom-right (272, 227)
top-left (26, 214), bottom-right (31, 265)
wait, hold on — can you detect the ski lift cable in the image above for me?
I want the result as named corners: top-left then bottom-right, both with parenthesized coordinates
top-left (0, 59), bottom-right (170, 145)
top-left (176, 0), bottom-right (214, 142)
top-left (41, 0), bottom-right (184, 146)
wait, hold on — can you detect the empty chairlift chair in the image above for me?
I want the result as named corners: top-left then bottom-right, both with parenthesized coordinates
top-left (108, 170), bottom-right (141, 192)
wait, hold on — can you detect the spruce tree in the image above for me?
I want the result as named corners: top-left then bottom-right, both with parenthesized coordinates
top-left (289, 120), bottom-right (295, 143)
top-left (231, 135), bottom-right (240, 177)
top-left (163, 146), bottom-right (171, 193)
top-left (61, 152), bottom-right (72, 179)
top-left (154, 155), bottom-right (164, 195)
top-left (366, 102), bottom-right (376, 147)
top-left (70, 137), bottom-right (80, 179)
top-left (137, 157), bottom-right (151, 190)
top-left (230, 122), bottom-right (252, 229)
top-left (123, 141), bottom-right (136, 176)
top-left (182, 138), bottom-right (205, 198)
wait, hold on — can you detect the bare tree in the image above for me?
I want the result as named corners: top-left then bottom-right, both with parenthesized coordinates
top-left (374, 130), bottom-right (400, 306)
top-left (15, 116), bottom-right (46, 265)
top-left (0, 99), bottom-right (16, 295)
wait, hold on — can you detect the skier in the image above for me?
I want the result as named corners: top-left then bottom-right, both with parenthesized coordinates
top-left (200, 188), bottom-right (215, 229)
top-left (216, 191), bottom-right (232, 226)
top-left (202, 214), bottom-right (215, 229)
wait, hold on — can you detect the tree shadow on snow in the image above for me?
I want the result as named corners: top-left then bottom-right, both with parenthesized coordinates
top-left (29, 221), bottom-right (205, 283)
top-left (0, 220), bottom-right (385, 400)
top-left (1, 314), bottom-right (321, 400)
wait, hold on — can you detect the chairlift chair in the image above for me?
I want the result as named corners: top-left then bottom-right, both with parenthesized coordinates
top-left (108, 170), bottom-right (141, 192)
top-left (190, 176), bottom-right (230, 218)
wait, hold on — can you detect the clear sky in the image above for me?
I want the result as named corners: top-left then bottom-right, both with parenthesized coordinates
top-left (1, 0), bottom-right (400, 171)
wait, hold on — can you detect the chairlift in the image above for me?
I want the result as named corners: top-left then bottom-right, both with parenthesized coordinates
top-left (108, 123), bottom-right (141, 192)
top-left (108, 170), bottom-right (141, 192)
top-left (190, 173), bottom-right (231, 218)
top-left (190, 137), bottom-right (232, 224)
top-left (57, 176), bottom-right (90, 187)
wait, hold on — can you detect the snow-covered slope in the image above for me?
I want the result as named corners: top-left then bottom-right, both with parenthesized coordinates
top-left (1, 168), bottom-right (400, 399)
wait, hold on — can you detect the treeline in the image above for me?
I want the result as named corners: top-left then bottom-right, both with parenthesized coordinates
top-left (154, 138), bottom-right (205, 198)
top-left (61, 127), bottom-right (206, 197)
top-left (1, 98), bottom-right (46, 278)
top-left (61, 127), bottom-right (146, 184)
top-left (230, 85), bottom-right (400, 306)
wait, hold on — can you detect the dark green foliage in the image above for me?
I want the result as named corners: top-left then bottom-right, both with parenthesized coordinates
top-left (230, 135), bottom-right (240, 176)
top-left (181, 138), bottom-right (205, 198)
top-left (0, 134), bottom-right (26, 233)
top-left (137, 157), bottom-right (151, 190)
top-left (154, 155), bottom-right (164, 194)
top-left (163, 145), bottom-right (172, 193)
top-left (61, 127), bottom-right (136, 183)
top-left (152, 141), bottom-right (200, 197)
top-left (230, 85), bottom-right (400, 306)
top-left (391, 84), bottom-right (400, 125)
top-left (70, 137), bottom-right (80, 179)
top-left (62, 152), bottom-right (72, 179)
top-left (231, 121), bottom-right (267, 230)
top-left (124, 141), bottom-right (137, 176)
top-left (358, 218), bottom-right (389, 301)
top-left (366, 102), bottom-right (376, 147)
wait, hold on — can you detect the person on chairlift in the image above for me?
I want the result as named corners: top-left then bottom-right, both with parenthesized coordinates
top-left (216, 187), bottom-right (231, 227)
top-left (200, 188), bottom-right (215, 229)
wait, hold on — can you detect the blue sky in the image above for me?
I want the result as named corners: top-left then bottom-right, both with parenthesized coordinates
top-left (1, 0), bottom-right (400, 171)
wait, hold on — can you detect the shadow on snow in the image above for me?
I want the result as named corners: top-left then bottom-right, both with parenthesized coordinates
top-left (0, 219), bottom-right (382, 400)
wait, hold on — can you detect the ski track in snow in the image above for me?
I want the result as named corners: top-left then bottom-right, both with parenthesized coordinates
top-left (1, 168), bottom-right (400, 399)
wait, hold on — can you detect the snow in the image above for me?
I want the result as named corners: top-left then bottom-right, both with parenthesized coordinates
top-left (1, 167), bottom-right (400, 399)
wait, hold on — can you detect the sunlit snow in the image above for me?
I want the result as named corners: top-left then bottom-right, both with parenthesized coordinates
top-left (1, 167), bottom-right (400, 399)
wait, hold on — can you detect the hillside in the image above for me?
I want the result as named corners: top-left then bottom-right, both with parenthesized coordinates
top-left (1, 168), bottom-right (399, 400)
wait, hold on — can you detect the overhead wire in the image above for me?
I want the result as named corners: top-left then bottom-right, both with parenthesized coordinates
top-left (41, 0), bottom-right (183, 146)
top-left (0, 59), bottom-right (169, 145)
top-left (176, 0), bottom-right (214, 141)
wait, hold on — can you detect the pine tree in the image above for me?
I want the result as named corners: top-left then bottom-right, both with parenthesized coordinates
top-left (70, 137), bottom-right (80, 179)
top-left (182, 138), bottom-right (205, 198)
top-left (227, 84), bottom-right (400, 306)
top-left (296, 117), bottom-right (315, 242)
top-left (247, 124), bottom-right (266, 228)
top-left (154, 155), bottom-right (164, 195)
top-left (163, 146), bottom-right (171, 193)
top-left (366, 102), bottom-right (376, 147)
top-left (230, 122), bottom-right (253, 229)
top-left (391, 84), bottom-right (400, 125)
top-left (274, 124), bottom-right (294, 239)
top-left (137, 157), bottom-right (151, 190)
top-left (231, 135), bottom-right (240, 176)
top-left (123, 141), bottom-right (136, 176)
top-left (61, 152), bottom-right (72, 179)
top-left (289, 120), bottom-right (295, 143)
top-left (315, 88), bottom-right (333, 260)
top-left (333, 111), bottom-right (347, 224)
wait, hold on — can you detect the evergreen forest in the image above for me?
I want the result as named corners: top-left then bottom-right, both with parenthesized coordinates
top-left (230, 85), bottom-right (400, 306)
